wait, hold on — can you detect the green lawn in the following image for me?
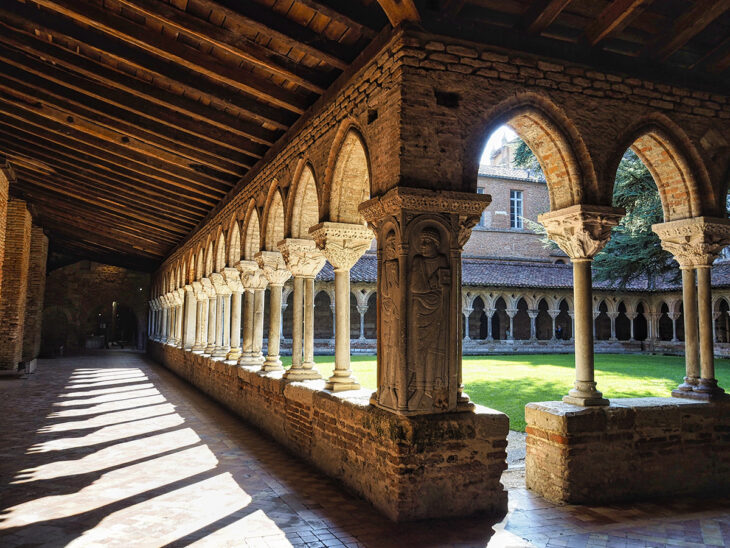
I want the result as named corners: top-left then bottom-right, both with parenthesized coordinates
top-left (282, 354), bottom-right (730, 432)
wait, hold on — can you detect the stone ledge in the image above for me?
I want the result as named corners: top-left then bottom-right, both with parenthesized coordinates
top-left (148, 341), bottom-right (509, 522)
top-left (526, 398), bottom-right (730, 504)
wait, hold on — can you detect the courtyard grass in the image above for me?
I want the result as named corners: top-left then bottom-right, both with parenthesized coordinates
top-left (283, 353), bottom-right (730, 431)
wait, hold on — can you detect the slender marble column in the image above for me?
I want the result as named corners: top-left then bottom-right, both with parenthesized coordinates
top-left (191, 281), bottom-right (206, 353)
top-left (182, 285), bottom-right (196, 350)
top-left (210, 273), bottom-right (231, 358)
top-left (257, 251), bottom-right (291, 372)
top-left (696, 266), bottom-right (724, 397)
top-left (505, 309), bottom-right (516, 341)
top-left (539, 205), bottom-right (623, 406)
top-left (204, 295), bottom-right (217, 355)
top-left (486, 308), bottom-right (494, 340)
top-left (463, 307), bottom-right (472, 340)
top-left (252, 288), bottom-right (267, 365)
top-left (310, 222), bottom-right (373, 392)
top-left (528, 310), bottom-right (538, 341)
top-left (626, 312), bottom-right (637, 341)
top-left (279, 238), bottom-right (326, 381)
top-left (237, 260), bottom-right (267, 367)
top-left (225, 267), bottom-right (243, 363)
top-left (608, 311), bottom-right (618, 341)
top-left (357, 305), bottom-right (367, 340)
top-left (548, 310), bottom-right (559, 341)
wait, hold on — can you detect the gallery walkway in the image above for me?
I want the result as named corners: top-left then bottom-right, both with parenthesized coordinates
top-left (1, 351), bottom-right (729, 548)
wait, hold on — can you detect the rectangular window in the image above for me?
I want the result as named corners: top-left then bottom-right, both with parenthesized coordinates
top-left (477, 187), bottom-right (487, 226)
top-left (510, 190), bottom-right (523, 229)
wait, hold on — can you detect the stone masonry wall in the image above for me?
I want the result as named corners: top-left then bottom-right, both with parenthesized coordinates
top-left (0, 200), bottom-right (32, 370)
top-left (22, 227), bottom-right (49, 363)
top-left (525, 398), bottom-right (730, 504)
top-left (149, 341), bottom-right (509, 522)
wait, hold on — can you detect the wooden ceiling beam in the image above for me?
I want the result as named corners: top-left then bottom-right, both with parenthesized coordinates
top-left (0, 136), bottom-right (216, 211)
top-left (0, 100), bottom-right (236, 193)
top-left (0, 119), bottom-right (233, 200)
top-left (650, 0), bottom-right (730, 61)
top-left (0, 18), bottom-right (280, 147)
top-left (30, 0), bottom-right (311, 114)
top-left (48, 236), bottom-right (160, 271)
top-left (583, 0), bottom-right (648, 47)
top-left (294, 0), bottom-right (382, 38)
top-left (374, 0), bottom-right (421, 27)
top-left (4, 1), bottom-right (294, 130)
top-left (193, 0), bottom-right (352, 69)
top-left (688, 36), bottom-right (730, 70)
top-left (521, 0), bottom-right (573, 35)
top-left (115, 0), bottom-right (330, 93)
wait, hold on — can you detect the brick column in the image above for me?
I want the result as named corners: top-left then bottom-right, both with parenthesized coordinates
top-left (22, 226), bottom-right (49, 367)
top-left (0, 200), bottom-right (32, 371)
top-left (0, 167), bottom-right (9, 301)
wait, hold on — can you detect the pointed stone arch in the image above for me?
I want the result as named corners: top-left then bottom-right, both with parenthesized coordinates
top-left (195, 247), bottom-right (205, 280)
top-left (204, 238), bottom-right (215, 277)
top-left (263, 182), bottom-right (285, 251)
top-left (288, 162), bottom-right (320, 238)
top-left (214, 229), bottom-right (226, 272)
top-left (465, 92), bottom-right (597, 209)
top-left (186, 252), bottom-right (195, 285)
top-left (244, 201), bottom-right (262, 260)
top-left (227, 219), bottom-right (242, 267)
top-left (327, 125), bottom-right (371, 224)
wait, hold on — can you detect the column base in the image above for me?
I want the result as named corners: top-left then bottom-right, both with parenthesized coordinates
top-left (260, 356), bottom-right (284, 372)
top-left (191, 343), bottom-right (205, 353)
top-left (324, 376), bottom-right (361, 392)
top-left (283, 367), bottom-right (322, 381)
top-left (211, 346), bottom-right (229, 359)
top-left (563, 383), bottom-right (609, 406)
top-left (225, 347), bottom-right (242, 363)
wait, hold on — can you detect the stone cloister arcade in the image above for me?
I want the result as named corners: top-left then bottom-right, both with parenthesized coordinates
top-left (145, 27), bottom-right (730, 520)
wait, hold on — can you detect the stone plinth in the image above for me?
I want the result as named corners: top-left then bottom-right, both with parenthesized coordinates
top-left (525, 398), bottom-right (730, 504)
top-left (148, 340), bottom-right (508, 522)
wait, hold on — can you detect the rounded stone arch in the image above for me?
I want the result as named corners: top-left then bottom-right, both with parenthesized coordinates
top-left (214, 229), bottom-right (226, 272)
top-left (608, 114), bottom-right (716, 220)
top-left (464, 92), bottom-right (598, 208)
top-left (204, 238), bottom-right (215, 277)
top-left (243, 202), bottom-right (262, 260)
top-left (227, 218), bottom-right (242, 267)
top-left (326, 124), bottom-right (372, 224)
top-left (262, 182), bottom-right (286, 251)
top-left (288, 161), bottom-right (320, 238)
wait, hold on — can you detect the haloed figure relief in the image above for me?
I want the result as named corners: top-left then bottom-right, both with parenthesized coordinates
top-left (379, 229), bottom-right (400, 408)
top-left (408, 226), bottom-right (451, 411)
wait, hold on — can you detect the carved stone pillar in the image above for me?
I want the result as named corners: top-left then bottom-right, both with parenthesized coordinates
top-left (669, 312), bottom-right (681, 342)
top-left (203, 278), bottom-right (217, 355)
top-left (310, 222), bottom-right (374, 392)
top-left (548, 309), bottom-right (560, 341)
top-left (505, 308), bottom-right (517, 341)
top-left (279, 239), bottom-right (326, 381)
top-left (191, 281), bottom-right (207, 353)
top-left (210, 273), bottom-right (231, 359)
top-left (256, 251), bottom-right (291, 371)
top-left (654, 217), bottom-right (730, 400)
top-left (463, 307), bottom-right (473, 340)
top-left (486, 308), bottom-right (494, 340)
top-left (527, 309), bottom-right (538, 341)
top-left (224, 268), bottom-right (244, 363)
top-left (251, 274), bottom-right (269, 366)
top-left (182, 285), bottom-right (196, 350)
top-left (359, 187), bottom-right (490, 415)
top-left (626, 312), bottom-right (637, 341)
top-left (607, 311), bottom-right (618, 341)
top-left (237, 260), bottom-right (259, 366)
top-left (171, 290), bottom-right (184, 347)
top-left (539, 205), bottom-right (624, 406)
top-left (357, 304), bottom-right (368, 340)
top-left (648, 312), bottom-right (660, 342)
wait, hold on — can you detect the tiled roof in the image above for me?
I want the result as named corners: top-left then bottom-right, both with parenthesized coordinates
top-left (317, 254), bottom-right (730, 292)
top-left (477, 164), bottom-right (545, 182)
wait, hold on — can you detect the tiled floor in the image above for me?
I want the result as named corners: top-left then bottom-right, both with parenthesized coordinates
top-left (0, 352), bottom-right (728, 547)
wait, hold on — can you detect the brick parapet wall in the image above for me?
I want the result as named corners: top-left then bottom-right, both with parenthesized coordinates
top-left (0, 200), bottom-right (32, 370)
top-left (525, 398), bottom-right (730, 504)
top-left (22, 227), bottom-right (49, 362)
top-left (148, 341), bottom-right (509, 522)
top-left (0, 171), bottom-right (9, 300)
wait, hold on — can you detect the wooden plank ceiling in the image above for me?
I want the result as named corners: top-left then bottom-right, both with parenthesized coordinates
top-left (1, 0), bottom-right (727, 271)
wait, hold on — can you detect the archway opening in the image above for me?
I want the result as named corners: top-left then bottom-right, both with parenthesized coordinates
top-left (329, 129), bottom-right (371, 224)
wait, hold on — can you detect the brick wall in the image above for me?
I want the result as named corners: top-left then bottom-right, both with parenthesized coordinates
top-left (0, 200), bottom-right (32, 370)
top-left (22, 227), bottom-right (49, 362)
top-left (42, 261), bottom-right (149, 355)
top-left (0, 170), bottom-right (9, 301)
top-left (149, 341), bottom-right (509, 522)
top-left (525, 399), bottom-right (730, 504)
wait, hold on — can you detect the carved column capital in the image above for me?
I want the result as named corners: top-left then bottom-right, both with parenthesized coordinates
top-left (505, 308), bottom-right (518, 318)
top-left (626, 313), bottom-right (638, 321)
top-left (192, 281), bottom-right (206, 301)
top-left (607, 311), bottom-right (619, 320)
top-left (223, 267), bottom-right (243, 293)
top-left (538, 205), bottom-right (624, 260)
top-left (209, 272), bottom-right (231, 296)
top-left (547, 309), bottom-right (561, 319)
top-left (255, 250), bottom-right (292, 287)
top-left (527, 310), bottom-right (538, 319)
top-left (200, 277), bottom-right (216, 299)
top-left (309, 222), bottom-right (374, 271)
top-left (652, 217), bottom-right (730, 267)
top-left (237, 259), bottom-right (268, 290)
top-left (277, 238), bottom-right (326, 279)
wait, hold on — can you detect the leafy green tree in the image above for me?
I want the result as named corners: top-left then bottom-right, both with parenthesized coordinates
top-left (512, 139), bottom-right (675, 288)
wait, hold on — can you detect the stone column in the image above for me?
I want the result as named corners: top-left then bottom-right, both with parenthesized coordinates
top-left (209, 273), bottom-right (230, 358)
top-left (463, 307), bottom-right (473, 340)
top-left (256, 251), bottom-right (291, 371)
top-left (311, 222), bottom-right (374, 392)
top-left (654, 217), bottom-right (730, 400)
top-left (201, 278), bottom-right (216, 354)
top-left (713, 311), bottom-right (721, 342)
top-left (357, 304), bottom-right (368, 340)
top-left (647, 312), bottom-right (659, 342)
top-left (539, 205), bottom-right (623, 406)
top-left (607, 311), bottom-right (618, 341)
top-left (174, 288), bottom-right (185, 348)
top-left (191, 281), bottom-right (207, 353)
top-left (592, 310), bottom-right (599, 338)
top-left (224, 268), bottom-right (243, 363)
top-left (548, 309), bottom-right (560, 341)
top-left (528, 310), bottom-right (538, 341)
top-left (279, 239), bottom-right (326, 381)
top-left (160, 297), bottom-right (169, 344)
top-left (569, 312), bottom-right (575, 341)
top-left (486, 308), bottom-right (494, 340)
top-left (626, 312), bottom-right (637, 341)
top-left (237, 260), bottom-right (266, 367)
top-left (505, 309), bottom-right (516, 341)
top-left (359, 187), bottom-right (490, 415)
top-left (182, 284), bottom-right (197, 350)
top-left (669, 312), bottom-right (681, 342)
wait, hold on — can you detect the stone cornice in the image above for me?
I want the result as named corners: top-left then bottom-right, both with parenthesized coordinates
top-left (538, 204), bottom-right (624, 260)
top-left (652, 217), bottom-right (730, 267)
top-left (359, 187), bottom-right (491, 221)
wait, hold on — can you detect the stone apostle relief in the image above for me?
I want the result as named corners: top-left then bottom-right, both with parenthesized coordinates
top-left (379, 229), bottom-right (400, 409)
top-left (407, 225), bottom-right (451, 412)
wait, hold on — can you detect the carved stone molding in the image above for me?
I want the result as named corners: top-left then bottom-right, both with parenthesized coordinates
top-left (538, 204), bottom-right (624, 260)
top-left (200, 277), bottom-right (216, 299)
top-left (209, 272), bottom-right (231, 295)
top-left (238, 259), bottom-right (268, 290)
top-left (309, 222), bottom-right (374, 271)
top-left (652, 217), bottom-right (730, 267)
top-left (277, 238), bottom-right (326, 278)
top-left (359, 187), bottom-right (491, 220)
top-left (255, 250), bottom-right (292, 287)
top-left (223, 267), bottom-right (243, 293)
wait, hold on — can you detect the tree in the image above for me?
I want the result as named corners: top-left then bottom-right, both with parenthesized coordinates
top-left (512, 139), bottom-right (676, 288)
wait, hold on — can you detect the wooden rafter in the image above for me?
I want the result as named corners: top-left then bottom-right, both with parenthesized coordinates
top-left (584, 0), bottom-right (648, 47)
top-left (521, 0), bottom-right (573, 35)
top-left (375, 0), bottom-right (420, 27)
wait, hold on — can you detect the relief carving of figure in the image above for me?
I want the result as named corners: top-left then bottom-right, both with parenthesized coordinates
top-left (408, 226), bottom-right (450, 411)
top-left (379, 230), bottom-right (400, 409)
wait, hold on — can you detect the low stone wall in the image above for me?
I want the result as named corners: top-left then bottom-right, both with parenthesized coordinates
top-left (525, 398), bottom-right (730, 504)
top-left (148, 341), bottom-right (509, 521)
